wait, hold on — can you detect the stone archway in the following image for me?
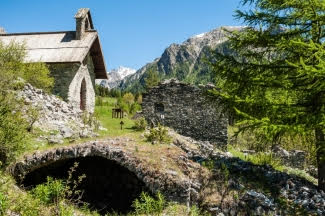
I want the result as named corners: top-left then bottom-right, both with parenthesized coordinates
top-left (22, 156), bottom-right (148, 214)
top-left (80, 78), bottom-right (87, 111)
top-left (10, 141), bottom-right (193, 214)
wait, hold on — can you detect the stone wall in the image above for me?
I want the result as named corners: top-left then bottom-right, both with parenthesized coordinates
top-left (49, 54), bottom-right (96, 113)
top-left (142, 79), bottom-right (228, 149)
top-left (68, 54), bottom-right (96, 112)
top-left (10, 140), bottom-right (194, 205)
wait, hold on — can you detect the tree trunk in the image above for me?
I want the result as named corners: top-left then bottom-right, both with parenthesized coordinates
top-left (315, 128), bottom-right (325, 191)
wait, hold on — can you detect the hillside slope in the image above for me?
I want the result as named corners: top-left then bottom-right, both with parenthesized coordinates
top-left (119, 26), bottom-right (242, 93)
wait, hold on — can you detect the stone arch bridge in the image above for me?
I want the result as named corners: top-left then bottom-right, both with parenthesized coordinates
top-left (9, 139), bottom-right (202, 214)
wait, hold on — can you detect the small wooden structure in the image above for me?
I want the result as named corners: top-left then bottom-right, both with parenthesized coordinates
top-left (112, 108), bottom-right (124, 119)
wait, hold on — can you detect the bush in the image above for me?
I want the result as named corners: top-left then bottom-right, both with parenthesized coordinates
top-left (0, 95), bottom-right (27, 165)
top-left (133, 117), bottom-right (147, 131)
top-left (0, 41), bottom-right (54, 166)
top-left (145, 124), bottom-right (171, 144)
top-left (0, 192), bottom-right (8, 216)
top-left (122, 92), bottom-right (134, 105)
top-left (116, 97), bottom-right (129, 113)
top-left (130, 102), bottom-right (142, 115)
top-left (31, 162), bottom-right (85, 208)
top-left (32, 177), bottom-right (66, 205)
top-left (132, 191), bottom-right (166, 215)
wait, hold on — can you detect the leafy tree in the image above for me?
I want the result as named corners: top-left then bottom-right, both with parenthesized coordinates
top-left (0, 41), bottom-right (53, 165)
top-left (0, 41), bottom-right (53, 92)
top-left (144, 69), bottom-right (159, 89)
top-left (122, 92), bottom-right (135, 105)
top-left (210, 0), bottom-right (325, 190)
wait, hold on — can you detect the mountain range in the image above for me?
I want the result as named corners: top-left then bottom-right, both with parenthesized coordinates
top-left (118, 26), bottom-right (243, 93)
top-left (96, 66), bottom-right (136, 89)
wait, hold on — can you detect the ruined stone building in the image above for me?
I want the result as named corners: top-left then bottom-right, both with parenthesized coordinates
top-left (0, 8), bottom-right (107, 112)
top-left (142, 79), bottom-right (228, 149)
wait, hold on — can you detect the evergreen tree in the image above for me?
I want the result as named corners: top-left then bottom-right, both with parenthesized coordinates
top-left (211, 0), bottom-right (325, 189)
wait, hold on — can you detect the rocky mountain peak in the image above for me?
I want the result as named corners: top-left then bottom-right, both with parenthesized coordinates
top-left (120, 26), bottom-right (245, 92)
top-left (96, 66), bottom-right (136, 89)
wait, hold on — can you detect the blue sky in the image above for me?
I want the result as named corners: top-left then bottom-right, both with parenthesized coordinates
top-left (0, 0), bottom-right (244, 71)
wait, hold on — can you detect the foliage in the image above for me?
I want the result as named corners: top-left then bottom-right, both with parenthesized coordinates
top-left (115, 92), bottom-right (142, 115)
top-left (0, 41), bottom-right (53, 92)
top-left (123, 92), bottom-right (135, 105)
top-left (31, 162), bottom-right (86, 211)
top-left (0, 94), bottom-right (27, 165)
top-left (129, 102), bottom-right (142, 114)
top-left (31, 177), bottom-right (66, 205)
top-left (144, 69), bottom-right (159, 89)
top-left (0, 41), bottom-right (54, 166)
top-left (132, 191), bottom-right (166, 215)
top-left (95, 84), bottom-right (110, 97)
top-left (145, 124), bottom-right (171, 144)
top-left (116, 97), bottom-right (129, 113)
top-left (135, 93), bottom-right (142, 104)
top-left (133, 117), bottom-right (147, 131)
top-left (95, 85), bottom-right (122, 98)
top-left (210, 0), bottom-right (325, 189)
top-left (21, 63), bottom-right (54, 92)
top-left (0, 192), bottom-right (8, 216)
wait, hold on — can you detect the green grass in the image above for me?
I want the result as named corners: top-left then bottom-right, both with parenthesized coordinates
top-left (228, 146), bottom-right (317, 185)
top-left (95, 97), bottom-right (142, 138)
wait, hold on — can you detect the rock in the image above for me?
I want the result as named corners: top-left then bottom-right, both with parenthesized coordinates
top-left (17, 83), bottom-right (98, 141)
top-left (60, 126), bottom-right (74, 139)
top-left (47, 134), bottom-right (64, 144)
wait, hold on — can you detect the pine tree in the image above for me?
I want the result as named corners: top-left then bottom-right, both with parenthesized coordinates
top-left (211, 0), bottom-right (325, 190)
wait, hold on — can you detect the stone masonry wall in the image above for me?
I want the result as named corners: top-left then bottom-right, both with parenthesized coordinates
top-left (68, 55), bottom-right (96, 113)
top-left (49, 54), bottom-right (95, 113)
top-left (142, 79), bottom-right (228, 149)
top-left (49, 63), bottom-right (79, 101)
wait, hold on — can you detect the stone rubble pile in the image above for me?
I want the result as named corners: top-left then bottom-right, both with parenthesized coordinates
top-left (18, 83), bottom-right (98, 143)
top-left (171, 131), bottom-right (325, 215)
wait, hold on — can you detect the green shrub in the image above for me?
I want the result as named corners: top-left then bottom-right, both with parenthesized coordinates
top-left (130, 102), bottom-right (142, 115)
top-left (31, 162), bottom-right (86, 208)
top-left (0, 95), bottom-right (27, 165)
top-left (0, 192), bottom-right (8, 216)
top-left (145, 124), bottom-right (171, 144)
top-left (31, 177), bottom-right (66, 205)
top-left (132, 191), bottom-right (166, 215)
top-left (133, 117), bottom-right (147, 131)
top-left (116, 97), bottom-right (129, 113)
top-left (0, 41), bottom-right (54, 166)
top-left (122, 92), bottom-right (135, 105)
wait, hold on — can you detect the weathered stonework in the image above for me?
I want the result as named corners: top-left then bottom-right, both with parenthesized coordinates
top-left (49, 54), bottom-right (96, 113)
top-left (9, 140), bottom-right (197, 205)
top-left (68, 55), bottom-right (96, 113)
top-left (142, 79), bottom-right (228, 149)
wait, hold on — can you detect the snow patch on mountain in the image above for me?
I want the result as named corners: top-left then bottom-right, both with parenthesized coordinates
top-left (96, 66), bottom-right (136, 89)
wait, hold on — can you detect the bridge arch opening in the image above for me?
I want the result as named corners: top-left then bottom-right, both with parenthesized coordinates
top-left (21, 156), bottom-right (149, 214)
